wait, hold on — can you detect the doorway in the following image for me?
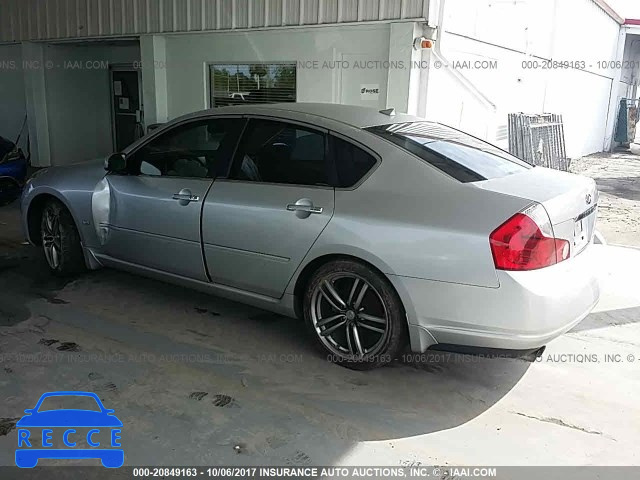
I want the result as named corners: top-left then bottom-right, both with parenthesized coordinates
top-left (110, 67), bottom-right (144, 152)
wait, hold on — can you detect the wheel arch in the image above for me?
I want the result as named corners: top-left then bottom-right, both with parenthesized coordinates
top-left (291, 252), bottom-right (416, 326)
top-left (26, 192), bottom-right (80, 246)
top-left (0, 175), bottom-right (21, 187)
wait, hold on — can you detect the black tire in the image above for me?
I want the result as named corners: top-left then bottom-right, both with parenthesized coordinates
top-left (0, 196), bottom-right (18, 207)
top-left (40, 200), bottom-right (86, 276)
top-left (303, 259), bottom-right (408, 370)
top-left (0, 178), bottom-right (21, 206)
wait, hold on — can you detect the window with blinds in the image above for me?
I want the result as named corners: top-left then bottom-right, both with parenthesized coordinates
top-left (209, 63), bottom-right (297, 108)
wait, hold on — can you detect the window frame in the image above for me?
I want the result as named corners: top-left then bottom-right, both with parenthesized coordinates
top-left (223, 116), bottom-right (334, 190)
top-left (116, 113), bottom-right (382, 190)
top-left (114, 115), bottom-right (247, 181)
top-left (208, 62), bottom-right (298, 109)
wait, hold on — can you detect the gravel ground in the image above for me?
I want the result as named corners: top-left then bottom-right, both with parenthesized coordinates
top-left (570, 146), bottom-right (640, 247)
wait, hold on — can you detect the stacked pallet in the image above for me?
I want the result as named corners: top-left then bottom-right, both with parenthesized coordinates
top-left (508, 113), bottom-right (569, 171)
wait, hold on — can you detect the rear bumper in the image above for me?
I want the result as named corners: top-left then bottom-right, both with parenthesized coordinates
top-left (391, 244), bottom-right (600, 352)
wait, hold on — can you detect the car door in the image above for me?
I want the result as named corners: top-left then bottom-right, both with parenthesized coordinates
top-left (103, 117), bottom-right (245, 280)
top-left (202, 118), bottom-right (335, 298)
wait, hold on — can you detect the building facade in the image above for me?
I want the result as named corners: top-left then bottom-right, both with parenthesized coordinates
top-left (0, 0), bottom-right (632, 167)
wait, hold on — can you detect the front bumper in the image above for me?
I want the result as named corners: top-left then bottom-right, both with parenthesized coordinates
top-left (390, 244), bottom-right (601, 352)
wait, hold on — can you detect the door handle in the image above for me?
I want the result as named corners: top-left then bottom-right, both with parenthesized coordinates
top-left (287, 198), bottom-right (323, 219)
top-left (173, 189), bottom-right (200, 205)
top-left (173, 193), bottom-right (200, 202)
top-left (287, 204), bottom-right (323, 214)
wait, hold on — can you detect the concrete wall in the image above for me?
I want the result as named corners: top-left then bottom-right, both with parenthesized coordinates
top-left (45, 43), bottom-right (140, 165)
top-left (140, 23), bottom-right (409, 124)
top-left (0, 43), bottom-right (27, 149)
top-left (7, 0), bottom-right (628, 166)
top-left (19, 21), bottom-right (424, 167)
top-left (424, 0), bottom-right (625, 158)
top-left (620, 32), bottom-right (640, 96)
top-left (22, 42), bottom-right (140, 166)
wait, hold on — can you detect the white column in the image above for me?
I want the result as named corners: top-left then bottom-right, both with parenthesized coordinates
top-left (603, 28), bottom-right (629, 151)
top-left (0, 44), bottom-right (26, 145)
top-left (22, 42), bottom-right (51, 167)
top-left (386, 22), bottom-right (423, 115)
top-left (140, 35), bottom-right (169, 125)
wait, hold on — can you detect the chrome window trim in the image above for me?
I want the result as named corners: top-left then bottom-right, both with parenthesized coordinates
top-left (211, 178), bottom-right (334, 191)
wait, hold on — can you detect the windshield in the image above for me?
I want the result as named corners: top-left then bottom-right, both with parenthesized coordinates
top-left (37, 395), bottom-right (102, 412)
top-left (366, 122), bottom-right (530, 183)
top-left (0, 136), bottom-right (16, 163)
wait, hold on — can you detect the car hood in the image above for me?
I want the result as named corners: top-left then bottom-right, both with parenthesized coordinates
top-left (30, 157), bottom-right (107, 189)
top-left (50, 157), bottom-right (106, 174)
top-left (17, 410), bottom-right (123, 427)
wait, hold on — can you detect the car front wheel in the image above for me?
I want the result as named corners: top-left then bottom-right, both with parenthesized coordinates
top-left (303, 259), bottom-right (408, 370)
top-left (40, 200), bottom-right (85, 276)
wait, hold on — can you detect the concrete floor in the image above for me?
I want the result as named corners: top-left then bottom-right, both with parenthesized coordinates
top-left (571, 146), bottom-right (640, 248)
top-left (0, 190), bottom-right (639, 468)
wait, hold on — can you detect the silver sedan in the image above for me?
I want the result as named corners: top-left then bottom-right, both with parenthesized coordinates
top-left (20, 103), bottom-right (600, 369)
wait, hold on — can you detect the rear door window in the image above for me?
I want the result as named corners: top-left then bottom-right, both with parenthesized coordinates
top-left (330, 135), bottom-right (377, 188)
top-left (367, 122), bottom-right (530, 183)
top-left (229, 119), bottom-right (330, 186)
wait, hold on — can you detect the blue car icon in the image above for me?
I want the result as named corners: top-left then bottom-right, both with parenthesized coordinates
top-left (15, 391), bottom-right (123, 468)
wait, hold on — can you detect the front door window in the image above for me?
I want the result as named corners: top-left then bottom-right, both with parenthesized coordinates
top-left (127, 118), bottom-right (246, 179)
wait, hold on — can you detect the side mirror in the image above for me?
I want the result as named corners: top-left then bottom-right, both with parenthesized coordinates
top-left (105, 153), bottom-right (126, 173)
top-left (0, 149), bottom-right (23, 165)
top-left (24, 409), bottom-right (34, 414)
top-left (6, 150), bottom-right (23, 162)
top-left (147, 123), bottom-right (164, 133)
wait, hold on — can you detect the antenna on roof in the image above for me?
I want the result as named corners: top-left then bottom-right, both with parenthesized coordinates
top-left (379, 108), bottom-right (396, 116)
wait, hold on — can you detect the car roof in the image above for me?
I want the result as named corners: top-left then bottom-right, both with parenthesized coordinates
top-left (185, 102), bottom-right (425, 129)
top-left (123, 103), bottom-right (429, 155)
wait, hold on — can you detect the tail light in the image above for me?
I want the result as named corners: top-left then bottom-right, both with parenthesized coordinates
top-left (490, 203), bottom-right (570, 271)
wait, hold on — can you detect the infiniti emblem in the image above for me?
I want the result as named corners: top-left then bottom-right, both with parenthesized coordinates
top-left (585, 193), bottom-right (592, 205)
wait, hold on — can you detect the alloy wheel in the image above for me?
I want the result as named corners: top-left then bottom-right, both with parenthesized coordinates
top-left (42, 207), bottom-right (62, 269)
top-left (310, 274), bottom-right (390, 358)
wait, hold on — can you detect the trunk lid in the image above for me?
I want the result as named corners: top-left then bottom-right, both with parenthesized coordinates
top-left (475, 167), bottom-right (598, 256)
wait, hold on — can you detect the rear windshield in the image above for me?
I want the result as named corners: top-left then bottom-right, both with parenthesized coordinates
top-left (366, 122), bottom-right (530, 183)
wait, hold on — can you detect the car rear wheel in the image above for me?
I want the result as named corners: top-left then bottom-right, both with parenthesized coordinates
top-left (40, 200), bottom-right (85, 276)
top-left (303, 259), bottom-right (408, 370)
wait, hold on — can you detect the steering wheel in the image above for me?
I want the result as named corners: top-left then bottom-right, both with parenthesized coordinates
top-left (179, 153), bottom-right (207, 168)
top-left (167, 153), bottom-right (210, 178)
